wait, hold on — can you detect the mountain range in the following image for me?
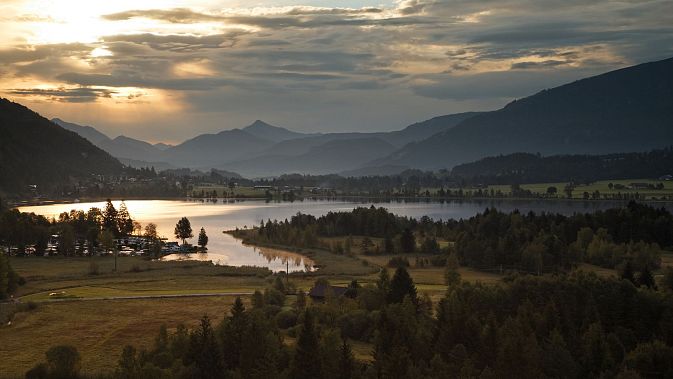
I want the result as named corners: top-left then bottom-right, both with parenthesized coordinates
top-left (371, 57), bottom-right (673, 170)
top-left (53, 118), bottom-right (172, 163)
top-left (53, 112), bottom-right (479, 176)
top-left (4, 56), bottom-right (672, 182)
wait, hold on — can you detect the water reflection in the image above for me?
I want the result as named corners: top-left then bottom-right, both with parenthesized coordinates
top-left (160, 245), bottom-right (314, 273)
top-left (252, 245), bottom-right (315, 272)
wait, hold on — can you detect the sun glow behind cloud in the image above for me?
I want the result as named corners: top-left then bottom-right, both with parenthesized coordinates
top-left (12, 1), bottom-right (191, 44)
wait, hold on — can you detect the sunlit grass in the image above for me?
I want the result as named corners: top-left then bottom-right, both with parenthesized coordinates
top-left (0, 296), bottom-right (243, 377)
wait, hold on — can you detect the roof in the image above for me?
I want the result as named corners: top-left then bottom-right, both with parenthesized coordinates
top-left (308, 284), bottom-right (348, 299)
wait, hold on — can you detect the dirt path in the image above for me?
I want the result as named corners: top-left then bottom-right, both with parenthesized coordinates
top-left (20, 292), bottom-right (253, 303)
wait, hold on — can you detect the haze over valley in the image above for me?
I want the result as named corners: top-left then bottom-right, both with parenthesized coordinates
top-left (34, 56), bottom-right (673, 178)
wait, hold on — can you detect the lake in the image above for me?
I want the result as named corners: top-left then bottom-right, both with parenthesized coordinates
top-left (19, 198), bottom-right (670, 271)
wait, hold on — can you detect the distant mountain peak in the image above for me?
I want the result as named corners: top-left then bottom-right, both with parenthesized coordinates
top-left (51, 117), bottom-right (110, 144)
top-left (241, 120), bottom-right (308, 143)
top-left (153, 142), bottom-right (173, 151)
top-left (243, 120), bottom-right (285, 132)
top-left (247, 119), bottom-right (273, 128)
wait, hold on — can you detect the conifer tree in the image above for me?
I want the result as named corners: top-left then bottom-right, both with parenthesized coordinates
top-left (638, 266), bottom-right (656, 289)
top-left (198, 227), bottom-right (208, 250)
top-left (621, 260), bottom-right (636, 284)
top-left (290, 309), bottom-right (321, 379)
top-left (102, 199), bottom-right (118, 235)
top-left (400, 228), bottom-right (416, 253)
top-left (116, 201), bottom-right (133, 237)
top-left (388, 267), bottom-right (417, 304)
top-left (221, 297), bottom-right (247, 370)
top-left (377, 268), bottom-right (391, 293)
top-left (337, 340), bottom-right (355, 379)
top-left (186, 315), bottom-right (222, 379)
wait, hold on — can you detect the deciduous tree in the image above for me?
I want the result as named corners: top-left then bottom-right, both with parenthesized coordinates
top-left (174, 217), bottom-right (193, 245)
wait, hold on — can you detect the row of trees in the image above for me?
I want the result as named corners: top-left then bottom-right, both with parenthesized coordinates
top-left (233, 147), bottom-right (673, 199)
top-left (174, 217), bottom-right (209, 250)
top-left (27, 267), bottom-right (673, 378)
top-left (450, 202), bottom-right (669, 273)
top-left (0, 199), bottom-right (138, 256)
top-left (0, 202), bottom-right (214, 259)
top-left (246, 202), bottom-right (671, 275)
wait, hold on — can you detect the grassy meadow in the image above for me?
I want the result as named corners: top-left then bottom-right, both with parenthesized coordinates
top-left (483, 178), bottom-right (673, 200)
top-left (191, 185), bottom-right (268, 198)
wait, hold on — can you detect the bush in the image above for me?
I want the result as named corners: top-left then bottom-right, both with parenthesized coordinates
top-left (45, 345), bottom-right (81, 378)
top-left (429, 255), bottom-right (447, 267)
top-left (18, 301), bottom-right (38, 312)
top-left (88, 261), bottom-right (99, 276)
top-left (152, 351), bottom-right (173, 369)
top-left (276, 309), bottom-right (298, 329)
top-left (129, 264), bottom-right (146, 273)
top-left (25, 363), bottom-right (47, 379)
top-left (262, 304), bottom-right (282, 319)
top-left (338, 310), bottom-right (373, 341)
top-left (626, 340), bottom-right (673, 378)
top-left (264, 287), bottom-right (286, 307)
top-left (387, 256), bottom-right (410, 268)
top-left (420, 237), bottom-right (441, 254)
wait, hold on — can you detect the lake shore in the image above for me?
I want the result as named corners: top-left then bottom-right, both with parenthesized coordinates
top-left (13, 192), bottom-right (673, 209)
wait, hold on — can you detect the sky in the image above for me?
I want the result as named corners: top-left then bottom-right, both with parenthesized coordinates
top-left (1, 0), bottom-right (672, 143)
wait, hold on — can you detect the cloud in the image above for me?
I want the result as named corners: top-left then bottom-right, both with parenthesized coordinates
top-left (397, 0), bottom-right (427, 15)
top-left (510, 60), bottom-right (570, 69)
top-left (0, 43), bottom-right (91, 64)
top-left (7, 87), bottom-right (115, 103)
top-left (284, 6), bottom-right (384, 16)
top-left (56, 72), bottom-right (233, 91)
top-left (102, 32), bottom-right (245, 52)
top-left (0, 0), bottom-right (671, 140)
top-left (102, 8), bottom-right (222, 23)
top-left (101, 7), bottom-right (428, 30)
top-left (411, 66), bottom-right (607, 100)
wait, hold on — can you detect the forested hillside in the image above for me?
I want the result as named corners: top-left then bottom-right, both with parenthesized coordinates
top-left (375, 57), bottom-right (673, 170)
top-left (0, 99), bottom-right (123, 194)
top-left (451, 148), bottom-right (673, 184)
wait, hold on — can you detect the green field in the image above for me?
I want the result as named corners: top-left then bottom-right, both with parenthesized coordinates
top-left (0, 296), bottom-right (243, 376)
top-left (484, 178), bottom-right (673, 200)
top-left (190, 185), bottom-right (268, 198)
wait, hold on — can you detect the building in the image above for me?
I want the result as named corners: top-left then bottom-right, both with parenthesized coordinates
top-left (308, 284), bottom-right (348, 301)
top-left (629, 182), bottom-right (650, 190)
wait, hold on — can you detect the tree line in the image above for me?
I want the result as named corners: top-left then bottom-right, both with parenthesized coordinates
top-left (450, 147), bottom-right (673, 185)
top-left (238, 147), bottom-right (673, 198)
top-left (245, 202), bottom-right (672, 276)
